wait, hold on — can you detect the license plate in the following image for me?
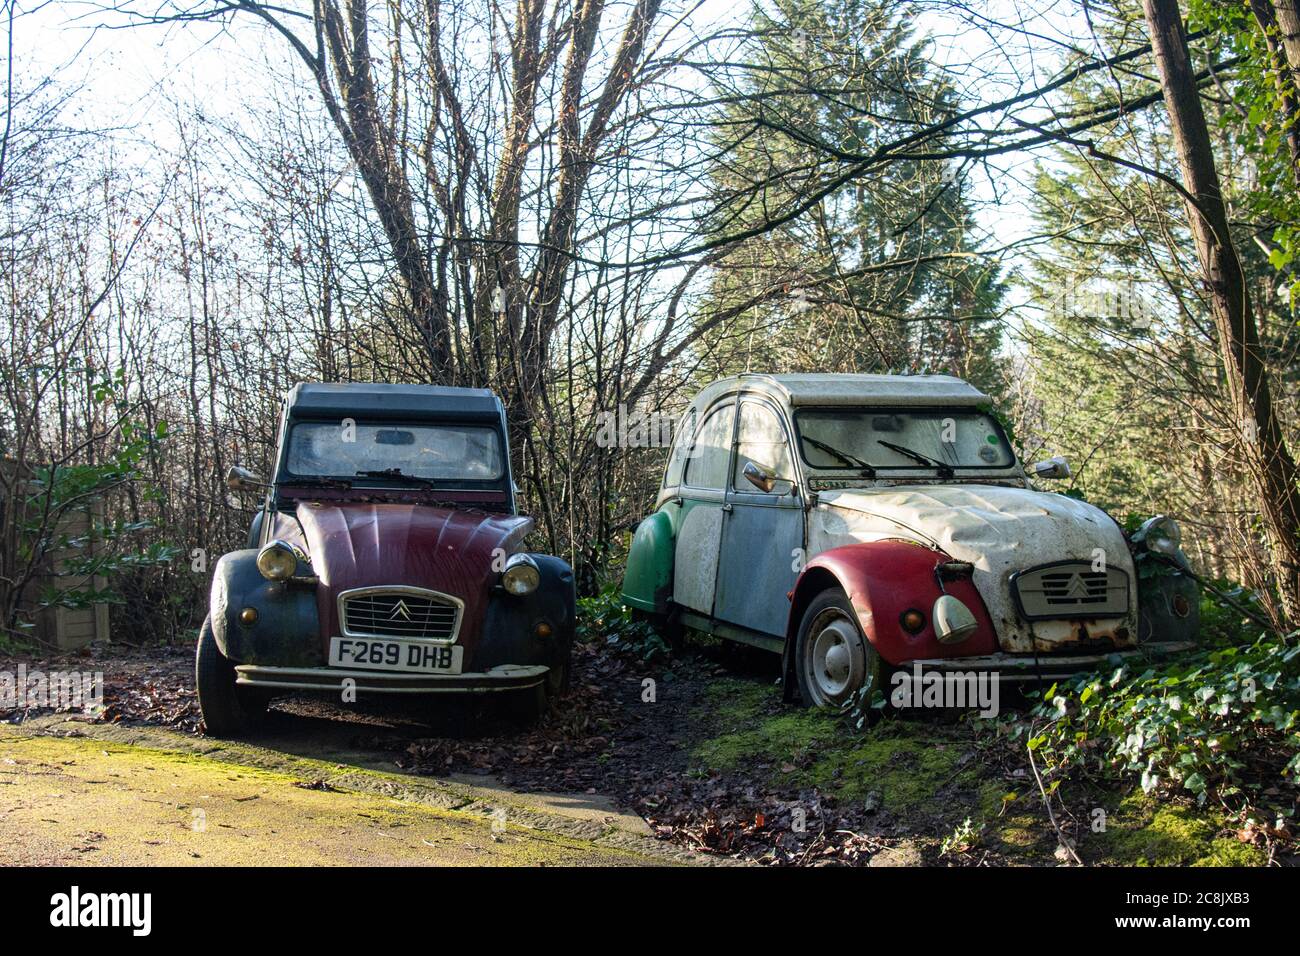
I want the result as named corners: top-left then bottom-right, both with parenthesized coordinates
top-left (329, 637), bottom-right (463, 674)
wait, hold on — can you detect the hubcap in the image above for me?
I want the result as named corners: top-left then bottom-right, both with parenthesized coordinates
top-left (823, 641), bottom-right (850, 684)
top-left (804, 609), bottom-right (868, 706)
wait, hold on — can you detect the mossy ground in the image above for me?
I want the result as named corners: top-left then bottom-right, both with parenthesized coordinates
top-left (0, 646), bottom-right (1269, 867)
top-left (0, 732), bottom-right (660, 866)
top-left (693, 680), bottom-right (981, 811)
top-left (1083, 793), bottom-right (1265, 866)
top-left (687, 677), bottom-right (1265, 866)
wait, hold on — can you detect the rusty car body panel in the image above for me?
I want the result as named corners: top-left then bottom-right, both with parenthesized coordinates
top-left (808, 485), bottom-right (1139, 654)
top-left (793, 541), bottom-right (1000, 665)
top-left (267, 501), bottom-right (534, 665)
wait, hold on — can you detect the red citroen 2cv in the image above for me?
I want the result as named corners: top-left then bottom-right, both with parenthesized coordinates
top-left (198, 383), bottom-right (574, 736)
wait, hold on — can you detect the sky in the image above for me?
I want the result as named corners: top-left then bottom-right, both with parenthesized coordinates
top-left (9, 0), bottom-right (1101, 328)
top-left (18, 1), bottom-right (288, 147)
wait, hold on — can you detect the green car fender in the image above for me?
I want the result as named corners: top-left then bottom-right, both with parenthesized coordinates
top-left (1136, 554), bottom-right (1201, 646)
top-left (622, 507), bottom-right (676, 615)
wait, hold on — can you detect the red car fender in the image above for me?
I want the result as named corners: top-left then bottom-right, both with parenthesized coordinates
top-left (785, 540), bottom-right (999, 668)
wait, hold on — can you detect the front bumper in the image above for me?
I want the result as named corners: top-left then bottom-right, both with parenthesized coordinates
top-left (234, 663), bottom-right (548, 694)
top-left (907, 641), bottom-right (1197, 682)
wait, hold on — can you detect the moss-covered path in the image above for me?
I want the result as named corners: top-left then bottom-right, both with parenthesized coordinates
top-left (0, 723), bottom-right (692, 866)
top-left (0, 645), bottom-right (1272, 867)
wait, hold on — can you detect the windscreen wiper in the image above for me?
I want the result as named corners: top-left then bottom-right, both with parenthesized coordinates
top-left (355, 468), bottom-right (439, 489)
top-left (802, 436), bottom-right (877, 477)
top-left (280, 475), bottom-right (352, 489)
top-left (876, 439), bottom-right (954, 478)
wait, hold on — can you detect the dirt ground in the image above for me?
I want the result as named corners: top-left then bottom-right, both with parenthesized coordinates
top-left (0, 731), bottom-right (662, 866)
top-left (0, 639), bottom-right (1276, 866)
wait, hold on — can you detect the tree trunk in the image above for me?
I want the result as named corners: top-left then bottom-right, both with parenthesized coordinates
top-left (317, 0), bottom-right (452, 382)
top-left (1271, 0), bottom-right (1300, 81)
top-left (1144, 0), bottom-right (1300, 621)
top-left (1249, 0), bottom-right (1300, 178)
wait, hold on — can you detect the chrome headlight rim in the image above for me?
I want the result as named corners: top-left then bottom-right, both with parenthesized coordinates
top-left (1140, 514), bottom-right (1182, 554)
top-left (256, 540), bottom-right (299, 581)
top-left (501, 552), bottom-right (541, 596)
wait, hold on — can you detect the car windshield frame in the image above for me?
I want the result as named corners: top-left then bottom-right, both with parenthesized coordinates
top-left (792, 405), bottom-right (1017, 473)
top-left (277, 417), bottom-right (508, 489)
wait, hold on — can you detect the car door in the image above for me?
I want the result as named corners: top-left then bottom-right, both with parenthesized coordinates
top-left (672, 400), bottom-right (736, 616)
top-left (713, 397), bottom-right (804, 637)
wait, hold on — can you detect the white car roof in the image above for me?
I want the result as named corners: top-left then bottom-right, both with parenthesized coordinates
top-left (692, 373), bottom-right (990, 409)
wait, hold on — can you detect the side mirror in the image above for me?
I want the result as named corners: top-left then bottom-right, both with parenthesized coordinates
top-left (1028, 456), bottom-right (1071, 480)
top-left (226, 465), bottom-right (267, 491)
top-left (742, 460), bottom-right (777, 493)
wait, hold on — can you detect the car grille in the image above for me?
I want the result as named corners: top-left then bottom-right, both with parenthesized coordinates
top-left (1012, 562), bottom-right (1128, 619)
top-left (340, 589), bottom-right (461, 642)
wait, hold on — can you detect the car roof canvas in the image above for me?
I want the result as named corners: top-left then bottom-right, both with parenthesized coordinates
top-left (286, 382), bottom-right (504, 421)
top-left (690, 373), bottom-right (990, 411)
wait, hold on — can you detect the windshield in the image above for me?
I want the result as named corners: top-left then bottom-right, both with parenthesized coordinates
top-left (794, 408), bottom-right (1015, 472)
top-left (283, 421), bottom-right (505, 483)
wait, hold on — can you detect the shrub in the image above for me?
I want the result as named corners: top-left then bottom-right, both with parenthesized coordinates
top-left (1021, 634), bottom-right (1300, 826)
top-left (575, 583), bottom-right (669, 662)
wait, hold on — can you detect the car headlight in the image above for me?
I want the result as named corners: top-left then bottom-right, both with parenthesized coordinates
top-left (256, 540), bottom-right (298, 581)
top-left (1140, 515), bottom-right (1181, 554)
top-left (501, 553), bottom-right (540, 596)
top-left (932, 594), bottom-right (978, 644)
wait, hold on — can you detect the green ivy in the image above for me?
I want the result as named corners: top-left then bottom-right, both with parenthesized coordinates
top-left (576, 583), bottom-right (669, 662)
top-left (1187, 0), bottom-right (1300, 307)
top-left (1021, 634), bottom-right (1300, 821)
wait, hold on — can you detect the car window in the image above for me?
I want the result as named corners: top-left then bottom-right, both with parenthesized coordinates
top-left (795, 407), bottom-right (1015, 471)
top-left (683, 403), bottom-right (734, 490)
top-left (285, 421), bottom-right (505, 481)
top-left (663, 406), bottom-right (696, 489)
top-left (733, 401), bottom-right (793, 491)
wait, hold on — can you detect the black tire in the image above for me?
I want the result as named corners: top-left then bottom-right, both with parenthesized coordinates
top-left (652, 604), bottom-right (685, 650)
top-left (196, 616), bottom-right (268, 737)
top-left (794, 588), bottom-right (882, 709)
top-left (548, 651), bottom-right (571, 696)
top-left (504, 681), bottom-right (549, 725)
top-left (504, 653), bottom-right (569, 725)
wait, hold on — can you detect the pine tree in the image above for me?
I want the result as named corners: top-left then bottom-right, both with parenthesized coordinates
top-left (694, 0), bottom-right (1006, 395)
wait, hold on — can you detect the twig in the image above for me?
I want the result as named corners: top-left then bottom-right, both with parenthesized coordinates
top-left (1027, 735), bottom-right (1084, 866)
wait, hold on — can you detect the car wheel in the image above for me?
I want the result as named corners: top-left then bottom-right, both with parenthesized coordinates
top-left (504, 681), bottom-right (550, 725)
top-left (651, 604), bottom-right (685, 649)
top-left (195, 615), bottom-right (268, 737)
top-left (547, 652), bottom-right (571, 697)
top-left (504, 653), bottom-right (568, 726)
top-left (795, 588), bottom-right (881, 709)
